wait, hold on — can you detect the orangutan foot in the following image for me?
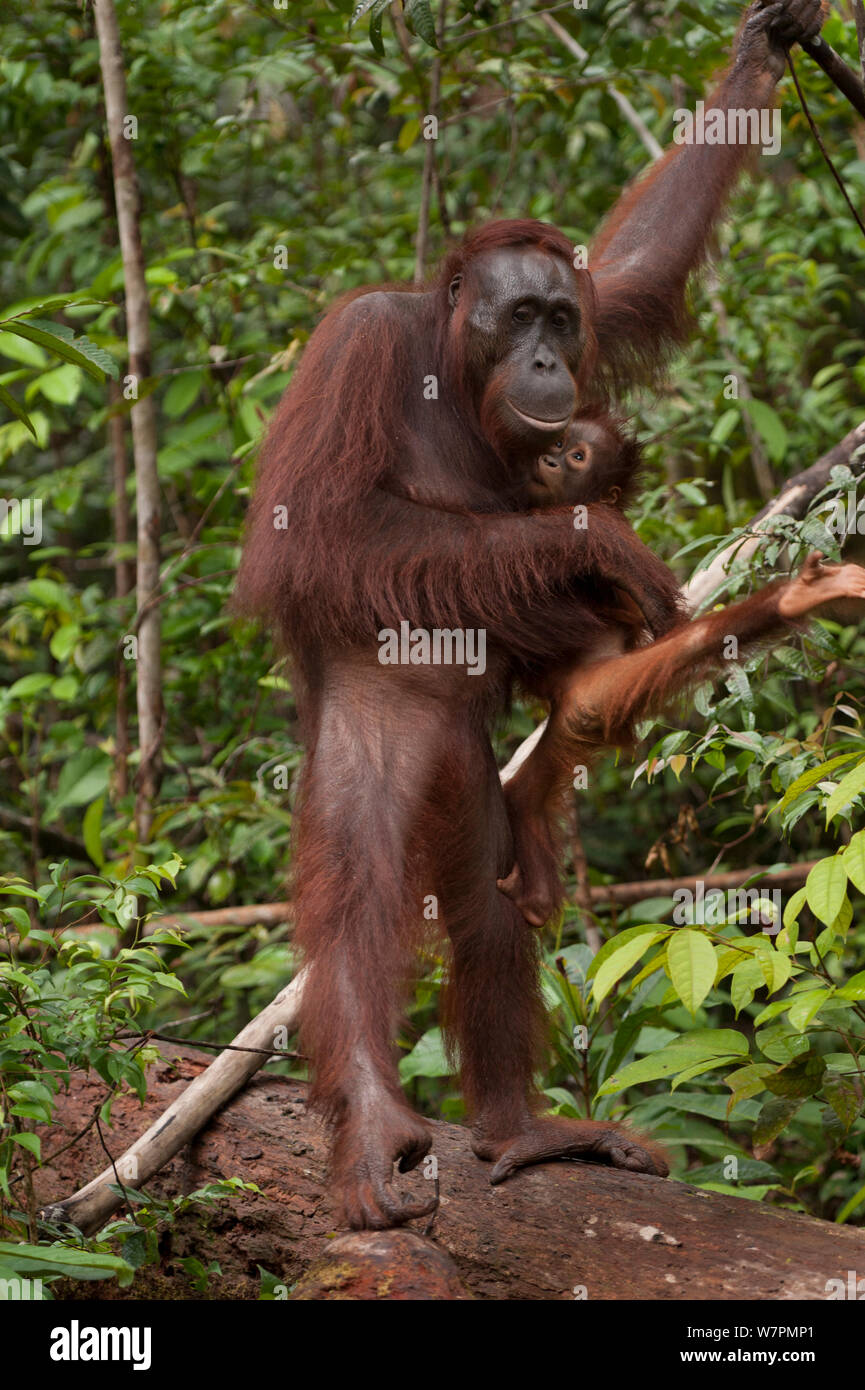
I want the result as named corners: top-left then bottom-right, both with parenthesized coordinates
top-left (332, 1101), bottom-right (437, 1230)
top-left (473, 1116), bottom-right (669, 1185)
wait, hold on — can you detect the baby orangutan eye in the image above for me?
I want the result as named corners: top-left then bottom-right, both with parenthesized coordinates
top-left (571, 450), bottom-right (585, 463)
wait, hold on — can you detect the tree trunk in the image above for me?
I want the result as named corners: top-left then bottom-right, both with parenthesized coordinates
top-left (93, 0), bottom-right (163, 843)
top-left (35, 1045), bottom-right (865, 1302)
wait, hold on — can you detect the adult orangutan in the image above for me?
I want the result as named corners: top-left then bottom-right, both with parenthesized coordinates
top-left (235, 1), bottom-right (834, 1229)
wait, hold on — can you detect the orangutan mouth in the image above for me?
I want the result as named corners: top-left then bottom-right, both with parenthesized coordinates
top-left (507, 402), bottom-right (571, 432)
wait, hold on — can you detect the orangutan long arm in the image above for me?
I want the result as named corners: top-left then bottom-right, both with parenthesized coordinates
top-left (590, 0), bottom-right (824, 385)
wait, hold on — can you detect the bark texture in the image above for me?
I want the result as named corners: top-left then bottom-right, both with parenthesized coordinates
top-left (36, 1045), bottom-right (865, 1302)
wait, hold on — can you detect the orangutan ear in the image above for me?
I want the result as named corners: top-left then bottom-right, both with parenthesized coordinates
top-left (448, 274), bottom-right (463, 309)
top-left (606, 486), bottom-right (622, 505)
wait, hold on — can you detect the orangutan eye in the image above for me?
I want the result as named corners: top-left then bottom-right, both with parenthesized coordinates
top-left (551, 312), bottom-right (569, 330)
top-left (572, 450), bottom-right (585, 463)
top-left (512, 303), bottom-right (534, 324)
top-left (554, 439), bottom-right (564, 450)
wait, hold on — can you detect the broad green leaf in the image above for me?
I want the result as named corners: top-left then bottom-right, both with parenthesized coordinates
top-left (671, 1055), bottom-right (741, 1089)
top-left (49, 622), bottom-right (80, 661)
top-left (783, 886), bottom-right (807, 930)
top-left (666, 929), bottom-right (717, 1013)
top-left (787, 988), bottom-right (832, 1032)
top-left (776, 752), bottom-right (859, 814)
top-left (765, 1053), bottom-right (825, 1098)
top-left (753, 1096), bottom-right (802, 1149)
top-left (163, 368), bottom-right (204, 418)
top-left (597, 1030), bottom-right (747, 1098)
top-left (4, 319), bottom-right (117, 381)
top-left (824, 758), bottom-right (865, 824)
top-left (843, 830), bottom-right (865, 894)
top-left (406, 0), bottom-right (437, 47)
top-left (586, 923), bottom-right (666, 981)
top-left (805, 856), bottom-right (848, 927)
top-left (741, 398), bottom-right (788, 463)
top-left (730, 956), bottom-right (767, 1014)
top-left (11, 1132), bottom-right (41, 1158)
top-left (0, 1242), bottom-right (132, 1285)
top-left (398, 1027), bottom-right (452, 1082)
top-left (6, 673), bottom-right (53, 699)
top-left (591, 931), bottom-right (660, 1004)
top-left (725, 1064), bottom-right (775, 1110)
top-left (83, 797), bottom-right (105, 869)
top-left (31, 362), bottom-right (81, 406)
top-left (823, 1072), bottom-right (861, 1130)
top-left (837, 970), bottom-right (865, 1000)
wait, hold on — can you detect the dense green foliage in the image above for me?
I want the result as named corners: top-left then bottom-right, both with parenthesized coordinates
top-left (1, 0), bottom-right (865, 1294)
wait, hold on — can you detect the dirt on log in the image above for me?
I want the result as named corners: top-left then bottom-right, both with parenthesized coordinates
top-left (35, 1045), bottom-right (865, 1301)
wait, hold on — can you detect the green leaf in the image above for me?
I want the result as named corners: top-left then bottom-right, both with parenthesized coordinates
top-left (783, 886), bottom-right (807, 931)
top-left (0, 383), bottom-right (36, 437)
top-left (836, 1182), bottom-right (865, 1225)
top-left (823, 1072), bottom-right (861, 1131)
top-left (787, 988), bottom-right (832, 1032)
top-left (671, 1055), bottom-right (741, 1089)
top-left (31, 362), bottom-right (81, 406)
top-left (591, 931), bottom-right (660, 1004)
top-left (730, 956), bottom-right (765, 1014)
top-left (597, 1030), bottom-right (747, 1099)
top-left (163, 369), bottom-right (204, 418)
top-left (824, 758), bottom-right (865, 824)
top-left (753, 1095), bottom-right (802, 1149)
top-left (666, 929), bottom-right (717, 1014)
top-left (741, 398), bottom-right (788, 463)
top-left (11, 1132), bottom-right (41, 1159)
top-left (406, 0), bottom-right (438, 47)
top-left (805, 856), bottom-right (848, 927)
top-left (4, 319), bottom-right (117, 381)
top-left (843, 830), bottom-right (865, 894)
top-left (6, 673), bottom-right (53, 700)
top-left (764, 1053), bottom-right (825, 1098)
top-left (586, 923), bottom-right (666, 981)
top-left (49, 623), bottom-right (80, 662)
top-left (82, 797), bottom-right (105, 869)
top-left (725, 1063), bottom-right (775, 1109)
top-left (709, 407), bottom-right (739, 447)
top-left (0, 1242), bottom-right (133, 1285)
top-left (836, 970), bottom-right (865, 1000)
top-left (398, 1026), bottom-right (452, 1082)
top-left (776, 752), bottom-right (859, 814)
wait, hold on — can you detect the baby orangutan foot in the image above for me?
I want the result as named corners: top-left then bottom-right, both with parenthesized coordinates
top-left (497, 801), bottom-right (562, 928)
top-left (497, 860), bottom-right (557, 929)
top-left (778, 552), bottom-right (865, 620)
top-left (473, 1116), bottom-right (669, 1184)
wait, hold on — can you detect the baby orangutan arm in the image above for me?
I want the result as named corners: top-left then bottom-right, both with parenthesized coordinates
top-left (500, 555), bottom-right (865, 928)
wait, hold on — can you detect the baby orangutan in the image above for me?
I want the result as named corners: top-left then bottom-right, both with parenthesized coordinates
top-left (501, 417), bottom-right (865, 929)
top-left (524, 412), bottom-right (641, 512)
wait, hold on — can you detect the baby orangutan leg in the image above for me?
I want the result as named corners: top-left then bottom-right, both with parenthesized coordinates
top-left (499, 555), bottom-right (865, 928)
top-left (499, 724), bottom-right (600, 928)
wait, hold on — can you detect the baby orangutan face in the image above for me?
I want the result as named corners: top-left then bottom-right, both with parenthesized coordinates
top-left (526, 418), bottom-right (624, 509)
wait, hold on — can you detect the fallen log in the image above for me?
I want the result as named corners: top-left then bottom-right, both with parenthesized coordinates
top-left (35, 1044), bottom-right (865, 1302)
